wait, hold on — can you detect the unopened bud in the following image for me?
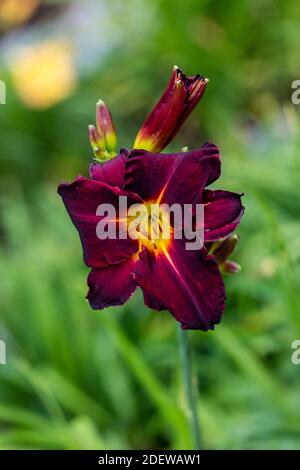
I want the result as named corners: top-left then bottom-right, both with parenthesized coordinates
top-left (221, 260), bottom-right (241, 274)
top-left (96, 100), bottom-right (117, 153)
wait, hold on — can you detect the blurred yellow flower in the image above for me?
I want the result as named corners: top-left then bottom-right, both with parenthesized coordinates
top-left (0, 0), bottom-right (39, 29)
top-left (10, 41), bottom-right (77, 109)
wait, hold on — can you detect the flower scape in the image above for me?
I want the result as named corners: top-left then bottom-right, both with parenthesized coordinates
top-left (58, 66), bottom-right (244, 330)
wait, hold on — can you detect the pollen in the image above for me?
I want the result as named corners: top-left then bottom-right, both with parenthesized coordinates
top-left (127, 202), bottom-right (172, 254)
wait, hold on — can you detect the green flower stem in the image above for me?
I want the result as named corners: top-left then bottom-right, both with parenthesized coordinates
top-left (177, 326), bottom-right (201, 449)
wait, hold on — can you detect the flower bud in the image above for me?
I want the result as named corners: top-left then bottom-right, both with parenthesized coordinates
top-left (212, 234), bottom-right (239, 265)
top-left (208, 234), bottom-right (241, 275)
top-left (88, 100), bottom-right (117, 161)
top-left (89, 125), bottom-right (103, 153)
top-left (221, 260), bottom-right (241, 274)
top-left (133, 66), bottom-right (208, 153)
top-left (96, 100), bottom-right (117, 153)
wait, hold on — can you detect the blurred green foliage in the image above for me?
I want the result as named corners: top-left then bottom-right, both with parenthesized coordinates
top-left (0, 0), bottom-right (300, 450)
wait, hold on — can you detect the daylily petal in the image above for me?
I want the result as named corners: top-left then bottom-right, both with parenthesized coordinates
top-left (203, 190), bottom-right (244, 241)
top-left (133, 240), bottom-right (226, 330)
top-left (125, 143), bottom-right (220, 205)
top-left (133, 66), bottom-right (208, 153)
top-left (58, 177), bottom-right (141, 268)
top-left (87, 255), bottom-right (138, 309)
top-left (89, 149), bottom-right (129, 187)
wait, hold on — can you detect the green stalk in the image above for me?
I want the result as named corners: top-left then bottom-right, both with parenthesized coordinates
top-left (177, 326), bottom-right (201, 449)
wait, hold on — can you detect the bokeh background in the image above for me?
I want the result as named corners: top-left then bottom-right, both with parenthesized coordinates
top-left (0, 0), bottom-right (300, 450)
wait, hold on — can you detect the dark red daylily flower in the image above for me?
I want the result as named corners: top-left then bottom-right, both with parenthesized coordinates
top-left (58, 67), bottom-right (244, 330)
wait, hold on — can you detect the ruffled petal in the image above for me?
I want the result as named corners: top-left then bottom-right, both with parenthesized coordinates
top-left (89, 149), bottom-right (129, 187)
top-left (58, 177), bottom-right (141, 268)
top-left (87, 255), bottom-right (138, 309)
top-left (133, 239), bottom-right (226, 330)
top-left (125, 143), bottom-right (220, 205)
top-left (203, 190), bottom-right (244, 241)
